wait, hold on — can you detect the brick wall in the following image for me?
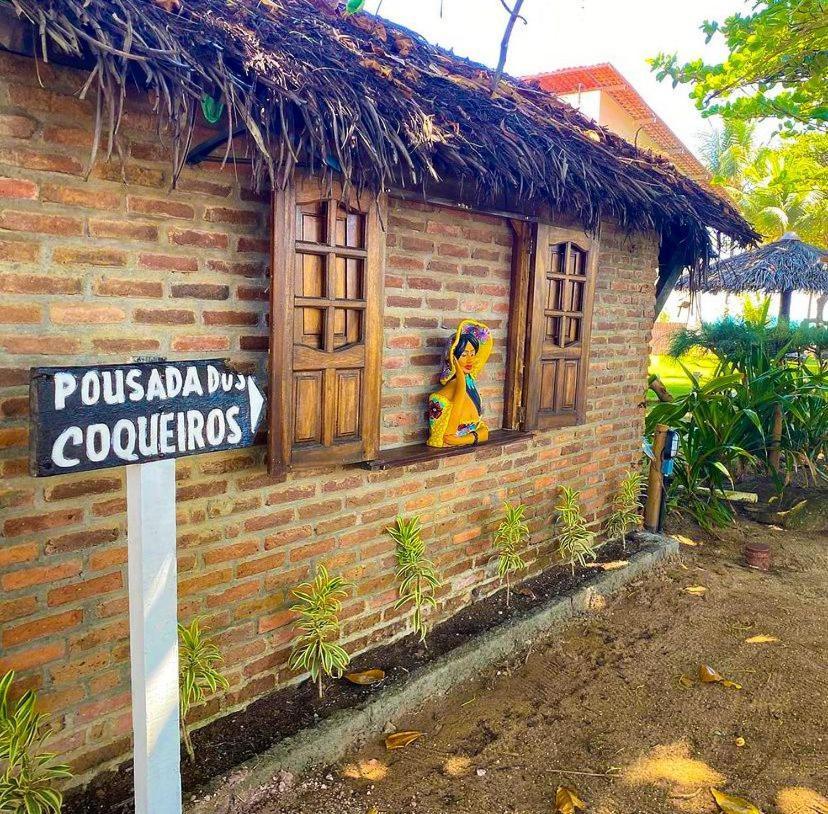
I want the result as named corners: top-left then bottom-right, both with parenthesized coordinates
top-left (382, 200), bottom-right (511, 447)
top-left (0, 51), bottom-right (658, 784)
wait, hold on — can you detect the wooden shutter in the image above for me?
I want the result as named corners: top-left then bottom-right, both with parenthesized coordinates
top-left (269, 180), bottom-right (384, 473)
top-left (523, 224), bottom-right (597, 430)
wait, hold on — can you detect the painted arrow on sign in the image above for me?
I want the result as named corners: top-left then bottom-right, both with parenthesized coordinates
top-left (29, 359), bottom-right (266, 477)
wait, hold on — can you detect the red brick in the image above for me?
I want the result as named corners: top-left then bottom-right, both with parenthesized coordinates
top-left (0, 426), bottom-right (27, 449)
top-left (203, 310), bottom-right (258, 326)
top-left (90, 219), bottom-right (158, 241)
top-left (0, 146), bottom-right (83, 176)
top-left (94, 278), bottom-right (163, 298)
top-left (258, 609), bottom-right (293, 634)
top-left (0, 304), bottom-right (41, 323)
top-left (243, 509), bottom-right (294, 533)
top-left (0, 114), bottom-right (37, 139)
top-left (0, 596), bottom-right (37, 623)
top-left (236, 285), bottom-right (268, 301)
top-left (138, 253), bottom-right (198, 273)
top-left (4, 507), bottom-right (84, 537)
top-left (2, 395), bottom-right (30, 418)
top-left (169, 228), bottom-right (228, 249)
top-left (45, 526), bottom-right (120, 555)
top-left (236, 551), bottom-right (287, 578)
top-left (236, 237), bottom-right (269, 253)
top-left (0, 272), bottom-right (80, 294)
top-left (171, 283), bottom-right (229, 300)
top-left (204, 207), bottom-right (259, 226)
top-left (3, 610), bottom-right (83, 648)
top-left (172, 334), bottom-right (230, 352)
top-left (387, 295), bottom-right (422, 308)
top-left (0, 210), bottom-right (83, 236)
top-left (41, 185), bottom-right (121, 210)
top-left (2, 560), bottom-right (83, 592)
top-left (240, 335), bottom-right (268, 351)
top-left (52, 247), bottom-right (128, 267)
top-left (0, 238), bottom-right (40, 264)
top-left (47, 573), bottom-right (124, 607)
top-left (289, 539), bottom-right (336, 563)
top-left (205, 581), bottom-right (260, 609)
top-left (0, 641), bottom-right (65, 673)
top-left (178, 569), bottom-right (232, 597)
top-left (0, 334), bottom-right (80, 355)
top-left (92, 337), bottom-right (161, 354)
top-left (128, 196), bottom-right (195, 220)
top-left (42, 126), bottom-right (93, 148)
top-left (203, 540), bottom-right (259, 565)
top-left (50, 303), bottom-right (126, 324)
top-left (177, 177), bottom-right (232, 198)
top-left (0, 542), bottom-right (37, 568)
top-left (0, 177), bottom-right (38, 200)
top-left (88, 547), bottom-right (128, 571)
top-left (134, 308), bottom-right (195, 325)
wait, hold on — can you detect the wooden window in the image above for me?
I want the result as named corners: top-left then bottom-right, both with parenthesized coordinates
top-left (520, 224), bottom-right (598, 429)
top-left (269, 180), bottom-right (385, 473)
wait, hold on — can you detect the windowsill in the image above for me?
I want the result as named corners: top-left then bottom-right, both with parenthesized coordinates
top-left (359, 429), bottom-right (534, 471)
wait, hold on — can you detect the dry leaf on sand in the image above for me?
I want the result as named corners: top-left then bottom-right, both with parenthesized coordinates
top-left (744, 635), bottom-right (778, 644)
top-left (699, 664), bottom-right (742, 689)
top-left (555, 785), bottom-right (587, 813)
top-left (684, 586), bottom-right (707, 596)
top-left (385, 730), bottom-right (422, 750)
top-left (586, 561), bottom-right (629, 571)
top-left (711, 787), bottom-right (763, 814)
top-left (345, 669), bottom-right (386, 685)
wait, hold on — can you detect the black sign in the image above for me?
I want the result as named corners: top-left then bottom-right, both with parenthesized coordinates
top-left (29, 359), bottom-right (266, 477)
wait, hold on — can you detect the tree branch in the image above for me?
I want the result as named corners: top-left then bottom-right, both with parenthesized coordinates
top-left (491, 0), bottom-right (526, 93)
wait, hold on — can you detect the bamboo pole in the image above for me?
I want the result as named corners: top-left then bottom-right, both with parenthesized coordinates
top-left (768, 403), bottom-right (783, 475)
top-left (644, 424), bottom-right (669, 532)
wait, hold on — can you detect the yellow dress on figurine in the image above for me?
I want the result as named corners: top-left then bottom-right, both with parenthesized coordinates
top-left (426, 320), bottom-right (492, 448)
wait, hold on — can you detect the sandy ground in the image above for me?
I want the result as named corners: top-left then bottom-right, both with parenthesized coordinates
top-left (256, 503), bottom-right (828, 814)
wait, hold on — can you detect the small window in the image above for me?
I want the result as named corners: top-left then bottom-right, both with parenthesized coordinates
top-left (269, 181), bottom-right (384, 472)
top-left (505, 223), bottom-right (597, 431)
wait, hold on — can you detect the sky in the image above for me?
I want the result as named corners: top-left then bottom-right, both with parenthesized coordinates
top-left (373, 0), bottom-right (749, 161)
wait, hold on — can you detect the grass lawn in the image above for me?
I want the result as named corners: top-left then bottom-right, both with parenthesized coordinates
top-left (648, 353), bottom-right (718, 399)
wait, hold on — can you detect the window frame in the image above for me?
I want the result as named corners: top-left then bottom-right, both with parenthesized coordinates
top-left (506, 221), bottom-right (599, 431)
top-left (268, 179), bottom-right (385, 474)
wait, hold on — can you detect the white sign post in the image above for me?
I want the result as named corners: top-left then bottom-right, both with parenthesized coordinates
top-left (28, 359), bottom-right (266, 813)
top-left (127, 458), bottom-right (181, 814)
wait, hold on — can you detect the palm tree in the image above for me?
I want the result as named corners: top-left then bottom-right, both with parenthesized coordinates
top-left (740, 149), bottom-right (827, 246)
top-left (698, 120), bottom-right (755, 191)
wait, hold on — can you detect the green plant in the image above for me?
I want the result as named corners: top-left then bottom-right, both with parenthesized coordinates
top-left (606, 471), bottom-right (644, 551)
top-left (491, 503), bottom-right (529, 607)
top-left (555, 487), bottom-right (598, 575)
top-left (288, 565), bottom-right (352, 698)
top-left (387, 516), bottom-right (441, 642)
top-left (178, 618), bottom-right (230, 762)
top-left (0, 671), bottom-right (72, 814)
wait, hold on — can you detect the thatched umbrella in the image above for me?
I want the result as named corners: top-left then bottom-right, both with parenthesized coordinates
top-left (677, 233), bottom-right (828, 322)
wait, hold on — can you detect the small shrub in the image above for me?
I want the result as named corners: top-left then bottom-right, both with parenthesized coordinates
top-left (178, 618), bottom-right (230, 762)
top-left (0, 671), bottom-right (72, 814)
top-left (606, 471), bottom-right (644, 551)
top-left (288, 564), bottom-right (352, 698)
top-left (492, 503), bottom-right (529, 607)
top-left (387, 516), bottom-right (441, 642)
top-left (555, 487), bottom-right (597, 575)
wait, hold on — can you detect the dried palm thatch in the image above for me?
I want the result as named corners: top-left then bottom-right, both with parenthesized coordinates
top-left (5, 0), bottom-right (757, 280)
top-left (676, 233), bottom-right (828, 294)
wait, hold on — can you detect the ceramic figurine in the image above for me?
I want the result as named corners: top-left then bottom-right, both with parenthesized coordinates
top-left (427, 319), bottom-right (492, 448)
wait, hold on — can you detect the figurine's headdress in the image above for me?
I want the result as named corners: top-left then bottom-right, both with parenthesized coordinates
top-left (438, 319), bottom-right (493, 385)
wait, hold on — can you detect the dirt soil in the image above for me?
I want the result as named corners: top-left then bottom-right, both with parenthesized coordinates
top-left (257, 493), bottom-right (828, 814)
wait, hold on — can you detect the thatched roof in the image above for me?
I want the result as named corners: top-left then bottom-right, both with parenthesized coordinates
top-left (676, 233), bottom-right (828, 294)
top-left (5, 0), bottom-right (757, 275)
